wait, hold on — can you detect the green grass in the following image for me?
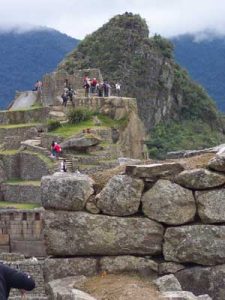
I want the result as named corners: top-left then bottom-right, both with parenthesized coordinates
top-left (5, 179), bottom-right (41, 186)
top-left (0, 202), bottom-right (41, 209)
top-left (0, 123), bottom-right (39, 129)
top-left (0, 149), bottom-right (19, 155)
top-left (49, 114), bottom-right (128, 138)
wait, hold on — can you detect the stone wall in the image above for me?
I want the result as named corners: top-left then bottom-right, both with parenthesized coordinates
top-left (0, 209), bottom-right (45, 257)
top-left (42, 68), bottom-right (103, 106)
top-left (0, 151), bottom-right (53, 182)
top-left (1, 182), bottom-right (41, 204)
top-left (0, 107), bottom-right (50, 125)
top-left (42, 154), bottom-right (225, 299)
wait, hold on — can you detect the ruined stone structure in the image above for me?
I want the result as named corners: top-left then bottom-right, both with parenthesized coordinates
top-left (42, 68), bottom-right (102, 106)
top-left (0, 209), bottom-right (45, 257)
top-left (0, 107), bottom-right (50, 125)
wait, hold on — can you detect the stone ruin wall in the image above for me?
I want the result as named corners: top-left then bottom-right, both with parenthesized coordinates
top-left (0, 209), bottom-right (45, 257)
top-left (0, 107), bottom-right (50, 125)
top-left (40, 153), bottom-right (225, 300)
top-left (0, 155), bottom-right (225, 298)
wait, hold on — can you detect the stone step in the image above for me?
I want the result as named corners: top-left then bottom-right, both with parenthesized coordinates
top-left (53, 157), bottom-right (73, 172)
top-left (20, 141), bottom-right (50, 156)
top-left (49, 110), bottom-right (67, 121)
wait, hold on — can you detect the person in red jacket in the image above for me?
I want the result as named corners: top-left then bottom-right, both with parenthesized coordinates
top-left (0, 263), bottom-right (35, 299)
top-left (53, 142), bottom-right (62, 159)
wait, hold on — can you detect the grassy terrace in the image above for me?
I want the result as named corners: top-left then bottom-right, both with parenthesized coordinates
top-left (4, 179), bottom-right (41, 186)
top-left (0, 202), bottom-right (41, 210)
top-left (49, 115), bottom-right (128, 138)
top-left (0, 123), bottom-right (40, 129)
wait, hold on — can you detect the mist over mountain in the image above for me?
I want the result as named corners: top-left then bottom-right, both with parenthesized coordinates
top-left (171, 32), bottom-right (225, 111)
top-left (0, 28), bottom-right (79, 109)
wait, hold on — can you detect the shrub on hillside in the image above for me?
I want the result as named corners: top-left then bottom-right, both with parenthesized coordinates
top-left (47, 119), bottom-right (61, 131)
top-left (67, 107), bottom-right (93, 124)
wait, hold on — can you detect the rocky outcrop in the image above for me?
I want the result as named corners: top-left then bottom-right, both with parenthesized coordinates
top-left (153, 274), bottom-right (182, 292)
top-left (61, 134), bottom-right (101, 151)
top-left (41, 173), bottom-right (94, 211)
top-left (142, 179), bottom-right (196, 225)
top-left (175, 168), bottom-right (225, 189)
top-left (196, 189), bottom-right (225, 223)
top-left (126, 162), bottom-right (184, 180)
top-left (175, 265), bottom-right (225, 300)
top-left (164, 225), bottom-right (225, 265)
top-left (44, 211), bottom-right (164, 256)
top-left (96, 175), bottom-right (144, 216)
top-left (159, 262), bottom-right (185, 275)
top-left (208, 154), bottom-right (225, 172)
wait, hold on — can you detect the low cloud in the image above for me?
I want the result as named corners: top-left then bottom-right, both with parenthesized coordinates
top-left (0, 0), bottom-right (225, 39)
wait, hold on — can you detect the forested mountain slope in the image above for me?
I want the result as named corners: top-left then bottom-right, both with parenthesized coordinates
top-left (172, 33), bottom-right (225, 112)
top-left (0, 28), bottom-right (79, 109)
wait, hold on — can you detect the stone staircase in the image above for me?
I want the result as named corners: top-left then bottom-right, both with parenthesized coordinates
top-left (20, 138), bottom-right (50, 156)
top-left (49, 105), bottom-right (67, 121)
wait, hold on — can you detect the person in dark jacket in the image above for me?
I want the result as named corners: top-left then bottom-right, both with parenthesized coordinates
top-left (0, 263), bottom-right (35, 299)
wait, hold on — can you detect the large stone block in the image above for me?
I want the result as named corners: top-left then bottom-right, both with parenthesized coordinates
top-left (44, 257), bottom-right (97, 282)
top-left (61, 134), bottom-right (101, 150)
top-left (175, 168), bottom-right (225, 190)
top-left (126, 162), bottom-right (184, 180)
top-left (175, 265), bottom-right (224, 300)
top-left (41, 173), bottom-right (94, 211)
top-left (153, 274), bottom-right (182, 292)
top-left (44, 211), bottom-right (164, 256)
top-left (208, 154), bottom-right (225, 172)
top-left (195, 189), bottom-right (225, 223)
top-left (142, 180), bottom-right (196, 225)
top-left (164, 225), bottom-right (225, 265)
top-left (99, 255), bottom-right (158, 276)
top-left (96, 175), bottom-right (144, 216)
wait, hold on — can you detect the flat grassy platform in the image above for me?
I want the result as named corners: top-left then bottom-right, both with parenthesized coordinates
top-left (0, 202), bottom-right (41, 210)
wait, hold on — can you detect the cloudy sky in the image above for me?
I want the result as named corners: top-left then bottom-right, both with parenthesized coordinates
top-left (0, 0), bottom-right (224, 39)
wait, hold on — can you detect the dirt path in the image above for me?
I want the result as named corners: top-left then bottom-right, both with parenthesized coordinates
top-left (82, 274), bottom-right (162, 300)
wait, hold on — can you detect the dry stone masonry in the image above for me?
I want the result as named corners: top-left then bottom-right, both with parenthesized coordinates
top-left (41, 154), bottom-right (225, 299)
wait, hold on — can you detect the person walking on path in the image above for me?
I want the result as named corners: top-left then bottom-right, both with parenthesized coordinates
top-left (0, 263), bottom-right (35, 300)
